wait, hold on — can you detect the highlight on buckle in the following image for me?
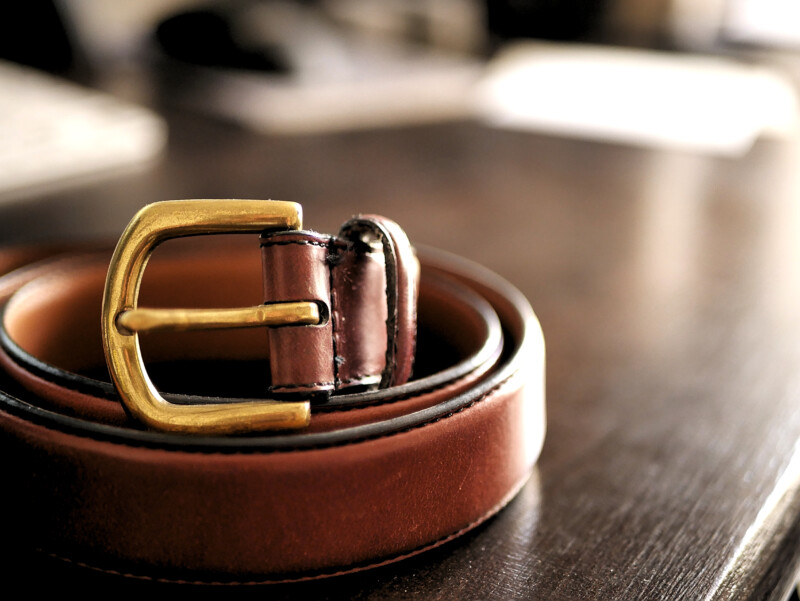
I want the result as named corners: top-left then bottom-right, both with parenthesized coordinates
top-left (101, 199), bottom-right (317, 435)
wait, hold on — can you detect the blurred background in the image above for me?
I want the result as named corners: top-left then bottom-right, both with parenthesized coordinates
top-left (1, 0), bottom-right (800, 218)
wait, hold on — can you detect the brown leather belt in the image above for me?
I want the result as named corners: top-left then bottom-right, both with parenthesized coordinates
top-left (0, 200), bottom-right (545, 584)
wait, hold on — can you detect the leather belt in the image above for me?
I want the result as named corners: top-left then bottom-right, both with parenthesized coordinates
top-left (0, 200), bottom-right (545, 584)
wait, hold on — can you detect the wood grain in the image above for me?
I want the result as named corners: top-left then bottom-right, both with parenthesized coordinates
top-left (3, 114), bottom-right (800, 599)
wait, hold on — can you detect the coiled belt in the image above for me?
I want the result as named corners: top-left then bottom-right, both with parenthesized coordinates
top-left (0, 200), bottom-right (545, 584)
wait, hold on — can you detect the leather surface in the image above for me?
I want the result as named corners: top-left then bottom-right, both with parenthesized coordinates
top-left (0, 224), bottom-right (545, 584)
top-left (261, 215), bottom-right (419, 395)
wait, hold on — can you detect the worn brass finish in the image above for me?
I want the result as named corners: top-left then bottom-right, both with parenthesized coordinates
top-left (101, 199), bottom-right (311, 435)
top-left (117, 302), bottom-right (320, 334)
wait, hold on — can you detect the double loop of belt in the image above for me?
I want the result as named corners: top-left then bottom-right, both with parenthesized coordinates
top-left (0, 200), bottom-right (545, 584)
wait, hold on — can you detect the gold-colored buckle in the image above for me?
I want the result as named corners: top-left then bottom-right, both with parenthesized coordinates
top-left (101, 199), bottom-right (318, 435)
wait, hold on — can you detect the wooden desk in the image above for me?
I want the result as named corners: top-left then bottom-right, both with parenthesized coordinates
top-left (3, 113), bottom-right (800, 599)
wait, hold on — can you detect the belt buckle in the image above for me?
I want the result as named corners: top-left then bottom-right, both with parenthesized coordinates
top-left (101, 199), bottom-right (319, 435)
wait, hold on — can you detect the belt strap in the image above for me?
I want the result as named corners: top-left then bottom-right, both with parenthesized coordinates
top-left (0, 212), bottom-right (545, 584)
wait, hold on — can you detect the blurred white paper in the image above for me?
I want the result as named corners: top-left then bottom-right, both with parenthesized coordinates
top-left (0, 61), bottom-right (166, 202)
top-left (476, 43), bottom-right (799, 156)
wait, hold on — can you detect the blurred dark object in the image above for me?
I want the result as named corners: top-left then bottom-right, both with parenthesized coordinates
top-left (155, 8), bottom-right (290, 73)
top-left (486, 0), bottom-right (609, 42)
top-left (0, 0), bottom-right (78, 74)
top-left (150, 0), bottom-right (482, 135)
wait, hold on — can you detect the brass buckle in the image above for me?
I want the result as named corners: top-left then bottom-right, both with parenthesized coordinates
top-left (101, 199), bottom-right (318, 435)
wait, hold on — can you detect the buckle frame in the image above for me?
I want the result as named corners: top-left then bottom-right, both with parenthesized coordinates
top-left (101, 199), bottom-right (317, 435)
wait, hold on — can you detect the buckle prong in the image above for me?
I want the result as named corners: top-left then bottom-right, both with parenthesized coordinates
top-left (117, 302), bottom-right (321, 334)
top-left (101, 199), bottom-right (312, 435)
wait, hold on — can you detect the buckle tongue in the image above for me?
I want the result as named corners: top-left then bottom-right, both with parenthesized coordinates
top-left (101, 199), bottom-right (316, 435)
top-left (116, 302), bottom-right (320, 334)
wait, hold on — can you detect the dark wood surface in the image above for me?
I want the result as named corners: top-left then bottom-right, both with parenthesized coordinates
top-left (3, 110), bottom-right (800, 599)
